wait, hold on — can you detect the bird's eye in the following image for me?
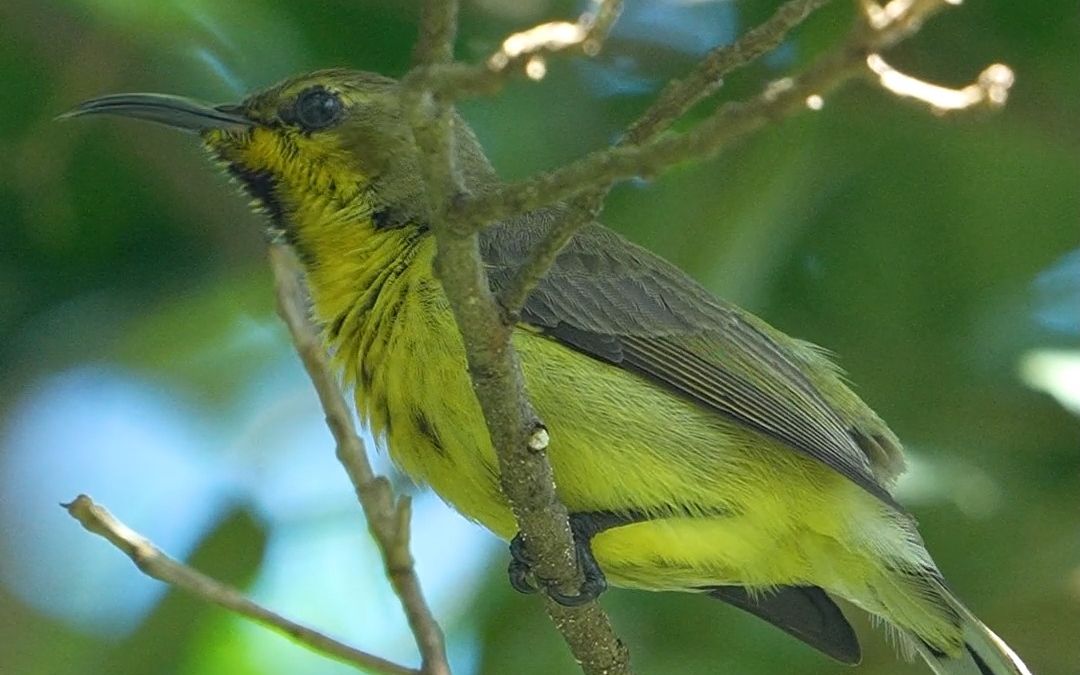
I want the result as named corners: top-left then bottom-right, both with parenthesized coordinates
top-left (291, 87), bottom-right (343, 131)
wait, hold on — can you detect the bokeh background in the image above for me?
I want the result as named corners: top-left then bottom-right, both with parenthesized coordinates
top-left (1, 1), bottom-right (1078, 673)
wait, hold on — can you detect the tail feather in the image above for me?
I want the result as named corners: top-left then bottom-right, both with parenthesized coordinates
top-left (910, 583), bottom-right (1031, 675)
top-left (852, 560), bottom-right (1031, 675)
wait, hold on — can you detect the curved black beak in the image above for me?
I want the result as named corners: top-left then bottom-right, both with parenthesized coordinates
top-left (59, 93), bottom-right (253, 133)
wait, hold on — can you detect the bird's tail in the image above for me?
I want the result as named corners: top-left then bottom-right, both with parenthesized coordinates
top-left (867, 566), bottom-right (1031, 675)
top-left (909, 585), bottom-right (1031, 675)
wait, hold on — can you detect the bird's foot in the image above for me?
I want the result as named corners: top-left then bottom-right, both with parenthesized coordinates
top-left (506, 514), bottom-right (608, 607)
top-left (507, 533), bottom-right (540, 595)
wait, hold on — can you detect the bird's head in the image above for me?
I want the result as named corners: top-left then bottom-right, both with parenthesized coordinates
top-left (64, 68), bottom-right (494, 231)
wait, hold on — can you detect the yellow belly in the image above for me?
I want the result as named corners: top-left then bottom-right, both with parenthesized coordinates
top-left (346, 266), bottom-right (891, 594)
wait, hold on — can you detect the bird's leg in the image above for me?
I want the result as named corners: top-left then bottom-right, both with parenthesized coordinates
top-left (544, 515), bottom-right (608, 607)
top-left (507, 510), bottom-right (646, 607)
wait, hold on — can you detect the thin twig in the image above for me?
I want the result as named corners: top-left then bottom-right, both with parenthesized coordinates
top-left (457, 50), bottom-right (856, 228)
top-left (411, 0), bottom-right (623, 97)
top-left (497, 0), bottom-right (838, 317)
top-left (625, 0), bottom-right (835, 144)
top-left (454, 0), bottom-right (1000, 230)
top-left (269, 245), bottom-right (451, 675)
top-left (407, 0), bottom-right (463, 226)
top-left (64, 495), bottom-right (418, 675)
top-left (412, 0), bottom-right (458, 68)
top-left (860, 0), bottom-right (951, 40)
top-left (582, 0), bottom-right (624, 48)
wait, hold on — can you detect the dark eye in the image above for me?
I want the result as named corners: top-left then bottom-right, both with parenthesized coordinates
top-left (292, 87), bottom-right (343, 131)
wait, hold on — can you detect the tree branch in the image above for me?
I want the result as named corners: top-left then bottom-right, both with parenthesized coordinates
top-left (65, 245), bottom-right (450, 675)
top-left (624, 0), bottom-right (835, 145)
top-left (412, 0), bottom-right (458, 68)
top-left (454, 0), bottom-right (1011, 229)
top-left (405, 2), bottom-right (632, 674)
top-left (64, 494), bottom-right (418, 675)
top-left (269, 245), bottom-right (450, 675)
top-left (413, 1), bottom-right (623, 98)
top-left (497, 0), bottom-right (839, 317)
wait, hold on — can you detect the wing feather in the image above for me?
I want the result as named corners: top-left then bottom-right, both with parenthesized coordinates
top-left (482, 215), bottom-right (904, 509)
top-left (706, 585), bottom-right (861, 664)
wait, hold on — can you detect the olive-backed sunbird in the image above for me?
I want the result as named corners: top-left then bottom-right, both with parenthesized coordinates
top-left (65, 69), bottom-right (1031, 675)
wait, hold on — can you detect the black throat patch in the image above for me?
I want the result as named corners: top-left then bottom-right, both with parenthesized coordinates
top-left (225, 161), bottom-right (315, 263)
top-left (227, 163), bottom-right (286, 227)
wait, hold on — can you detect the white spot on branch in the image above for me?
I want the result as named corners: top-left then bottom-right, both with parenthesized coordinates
top-left (528, 427), bottom-right (551, 452)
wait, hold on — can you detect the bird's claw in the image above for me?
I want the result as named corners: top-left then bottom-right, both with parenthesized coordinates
top-left (505, 519), bottom-right (608, 607)
top-left (508, 533), bottom-right (540, 594)
top-left (544, 560), bottom-right (607, 606)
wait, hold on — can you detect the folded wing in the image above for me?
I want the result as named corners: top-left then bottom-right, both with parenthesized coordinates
top-left (482, 215), bottom-right (904, 509)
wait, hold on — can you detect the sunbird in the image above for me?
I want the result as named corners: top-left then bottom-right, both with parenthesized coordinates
top-left (66, 69), bottom-right (1031, 675)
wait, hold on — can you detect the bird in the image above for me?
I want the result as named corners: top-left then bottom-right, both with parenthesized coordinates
top-left (64, 68), bottom-right (1031, 675)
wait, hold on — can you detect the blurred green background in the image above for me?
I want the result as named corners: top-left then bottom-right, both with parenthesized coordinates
top-left (1, 1), bottom-right (1078, 674)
